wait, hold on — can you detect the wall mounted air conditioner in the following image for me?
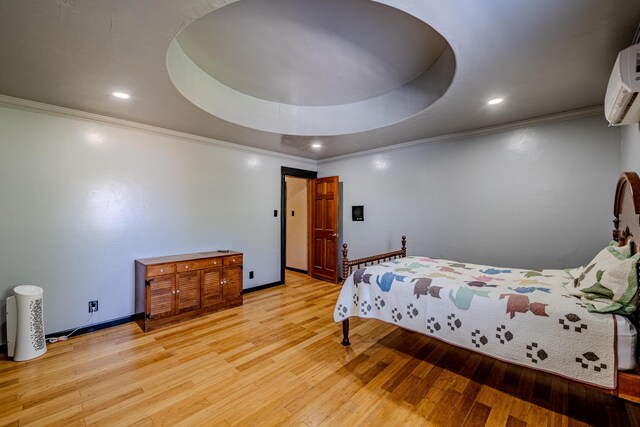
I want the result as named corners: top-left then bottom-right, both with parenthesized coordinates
top-left (605, 42), bottom-right (640, 126)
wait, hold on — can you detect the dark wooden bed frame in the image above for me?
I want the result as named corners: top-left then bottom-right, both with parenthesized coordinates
top-left (339, 171), bottom-right (640, 402)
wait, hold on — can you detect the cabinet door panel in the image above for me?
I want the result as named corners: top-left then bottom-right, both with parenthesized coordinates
top-left (202, 267), bottom-right (223, 307)
top-left (222, 266), bottom-right (242, 301)
top-left (147, 274), bottom-right (175, 318)
top-left (177, 271), bottom-right (200, 312)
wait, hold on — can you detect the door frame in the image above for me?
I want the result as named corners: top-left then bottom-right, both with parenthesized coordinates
top-left (281, 166), bottom-right (317, 284)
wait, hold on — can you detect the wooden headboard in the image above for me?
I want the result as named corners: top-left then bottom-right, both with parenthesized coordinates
top-left (613, 172), bottom-right (640, 341)
top-left (613, 172), bottom-right (640, 253)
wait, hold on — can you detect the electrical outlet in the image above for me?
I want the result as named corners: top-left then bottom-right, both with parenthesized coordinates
top-left (249, 271), bottom-right (254, 279)
top-left (88, 300), bottom-right (98, 313)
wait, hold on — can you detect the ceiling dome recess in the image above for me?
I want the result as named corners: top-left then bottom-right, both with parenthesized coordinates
top-left (167, 0), bottom-right (456, 136)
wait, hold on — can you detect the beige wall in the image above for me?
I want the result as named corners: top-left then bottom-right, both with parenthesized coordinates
top-left (285, 177), bottom-right (308, 270)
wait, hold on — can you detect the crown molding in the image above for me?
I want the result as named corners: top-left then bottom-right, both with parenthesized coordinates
top-left (319, 105), bottom-right (604, 164)
top-left (0, 94), bottom-right (317, 166)
top-left (0, 94), bottom-right (604, 166)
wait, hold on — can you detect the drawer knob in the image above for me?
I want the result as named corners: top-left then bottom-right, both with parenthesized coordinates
top-left (232, 259), bottom-right (235, 262)
top-left (160, 269), bottom-right (164, 273)
top-left (214, 261), bottom-right (217, 265)
top-left (185, 265), bottom-right (189, 269)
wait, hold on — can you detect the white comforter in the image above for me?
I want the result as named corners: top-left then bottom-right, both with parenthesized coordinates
top-left (334, 256), bottom-right (617, 388)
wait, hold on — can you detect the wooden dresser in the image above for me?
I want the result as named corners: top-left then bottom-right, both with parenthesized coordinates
top-left (135, 251), bottom-right (243, 331)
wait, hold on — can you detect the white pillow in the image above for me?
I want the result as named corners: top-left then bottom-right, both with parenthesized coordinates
top-left (566, 241), bottom-right (639, 315)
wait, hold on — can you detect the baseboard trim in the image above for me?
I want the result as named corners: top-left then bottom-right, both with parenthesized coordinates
top-left (45, 315), bottom-right (136, 340)
top-left (1, 315), bottom-right (136, 356)
top-left (242, 281), bottom-right (283, 294)
top-left (285, 267), bottom-right (308, 274)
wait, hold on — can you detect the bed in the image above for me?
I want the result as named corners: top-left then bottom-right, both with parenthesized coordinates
top-left (335, 172), bottom-right (640, 402)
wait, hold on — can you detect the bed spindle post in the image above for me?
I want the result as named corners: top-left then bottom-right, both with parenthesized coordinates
top-left (338, 236), bottom-right (406, 347)
top-left (341, 319), bottom-right (350, 346)
top-left (342, 243), bottom-right (349, 283)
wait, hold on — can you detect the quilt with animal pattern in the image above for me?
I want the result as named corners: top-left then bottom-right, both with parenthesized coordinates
top-left (334, 256), bottom-right (617, 388)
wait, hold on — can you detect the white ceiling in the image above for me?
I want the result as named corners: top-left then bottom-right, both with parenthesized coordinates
top-left (0, 0), bottom-right (639, 160)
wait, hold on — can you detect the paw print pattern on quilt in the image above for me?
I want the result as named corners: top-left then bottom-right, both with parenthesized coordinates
top-left (559, 313), bottom-right (587, 333)
top-left (391, 308), bottom-right (403, 323)
top-left (471, 329), bottom-right (488, 348)
top-left (336, 304), bottom-right (348, 319)
top-left (447, 313), bottom-right (462, 331)
top-left (525, 342), bottom-right (548, 364)
top-left (360, 300), bottom-right (372, 314)
top-left (576, 352), bottom-right (608, 372)
top-left (406, 303), bottom-right (419, 319)
top-left (495, 325), bottom-right (513, 344)
top-left (426, 317), bottom-right (441, 334)
top-left (374, 296), bottom-right (386, 310)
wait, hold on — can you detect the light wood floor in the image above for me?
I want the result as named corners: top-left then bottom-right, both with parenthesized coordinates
top-left (2, 271), bottom-right (640, 426)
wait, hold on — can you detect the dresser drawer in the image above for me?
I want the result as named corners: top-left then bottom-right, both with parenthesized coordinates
top-left (146, 263), bottom-right (176, 278)
top-left (208, 258), bottom-right (223, 268)
top-left (176, 259), bottom-right (218, 272)
top-left (224, 255), bottom-right (243, 266)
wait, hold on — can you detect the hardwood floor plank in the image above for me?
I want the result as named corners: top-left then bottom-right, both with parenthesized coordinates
top-left (461, 401), bottom-right (492, 427)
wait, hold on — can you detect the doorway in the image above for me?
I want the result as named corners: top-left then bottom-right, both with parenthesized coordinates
top-left (285, 176), bottom-right (309, 274)
top-left (281, 167), bottom-right (317, 284)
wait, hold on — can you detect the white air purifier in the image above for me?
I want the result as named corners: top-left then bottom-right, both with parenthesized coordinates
top-left (6, 285), bottom-right (47, 361)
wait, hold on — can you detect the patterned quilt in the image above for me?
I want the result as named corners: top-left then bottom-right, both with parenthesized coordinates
top-left (334, 256), bottom-right (617, 388)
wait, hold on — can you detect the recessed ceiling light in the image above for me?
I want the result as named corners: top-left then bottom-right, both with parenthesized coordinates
top-left (487, 98), bottom-right (504, 105)
top-left (112, 91), bottom-right (131, 99)
top-left (311, 142), bottom-right (322, 149)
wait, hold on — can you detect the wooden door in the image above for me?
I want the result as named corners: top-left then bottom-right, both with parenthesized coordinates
top-left (201, 267), bottom-right (223, 307)
top-left (176, 271), bottom-right (201, 312)
top-left (309, 176), bottom-right (340, 283)
top-left (222, 265), bottom-right (243, 301)
top-left (146, 274), bottom-right (175, 318)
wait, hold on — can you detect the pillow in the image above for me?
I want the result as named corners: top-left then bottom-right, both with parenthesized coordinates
top-left (568, 241), bottom-right (632, 281)
top-left (566, 241), bottom-right (640, 315)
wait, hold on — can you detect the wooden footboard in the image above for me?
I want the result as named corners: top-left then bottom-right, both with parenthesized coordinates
top-left (341, 235), bottom-right (407, 282)
top-left (340, 235), bottom-right (406, 347)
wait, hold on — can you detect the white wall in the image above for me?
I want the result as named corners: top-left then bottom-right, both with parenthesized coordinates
top-left (285, 177), bottom-right (308, 270)
top-left (621, 123), bottom-right (640, 172)
top-left (319, 115), bottom-right (621, 271)
top-left (0, 105), bottom-right (315, 342)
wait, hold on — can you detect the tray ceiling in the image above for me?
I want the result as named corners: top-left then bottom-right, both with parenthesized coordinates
top-left (0, 0), bottom-right (638, 159)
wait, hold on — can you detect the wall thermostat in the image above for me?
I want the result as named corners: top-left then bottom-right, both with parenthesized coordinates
top-left (352, 205), bottom-right (364, 221)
